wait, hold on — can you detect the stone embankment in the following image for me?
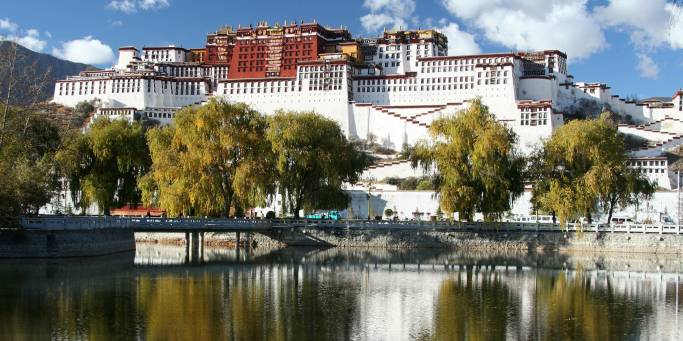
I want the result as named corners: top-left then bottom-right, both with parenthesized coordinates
top-left (136, 227), bottom-right (683, 254)
top-left (0, 229), bottom-right (135, 258)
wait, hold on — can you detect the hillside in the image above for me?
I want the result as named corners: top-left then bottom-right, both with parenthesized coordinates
top-left (0, 41), bottom-right (96, 106)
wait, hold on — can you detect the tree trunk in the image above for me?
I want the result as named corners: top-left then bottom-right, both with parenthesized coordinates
top-left (0, 42), bottom-right (18, 147)
top-left (293, 193), bottom-right (303, 219)
top-left (224, 192), bottom-right (233, 218)
top-left (607, 197), bottom-right (617, 224)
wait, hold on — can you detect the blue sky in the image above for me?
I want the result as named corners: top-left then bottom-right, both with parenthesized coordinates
top-left (1, 0), bottom-right (682, 99)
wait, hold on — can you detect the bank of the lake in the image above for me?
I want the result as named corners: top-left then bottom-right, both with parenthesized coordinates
top-left (0, 229), bottom-right (135, 258)
top-left (4, 225), bottom-right (683, 258)
top-left (136, 227), bottom-right (683, 254)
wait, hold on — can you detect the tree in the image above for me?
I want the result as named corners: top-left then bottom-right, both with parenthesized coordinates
top-left (411, 98), bottom-right (525, 222)
top-left (531, 112), bottom-right (655, 224)
top-left (54, 117), bottom-right (150, 215)
top-left (141, 100), bottom-right (273, 217)
top-left (384, 208), bottom-right (394, 218)
top-left (74, 100), bottom-right (95, 116)
top-left (267, 111), bottom-right (369, 218)
top-left (55, 131), bottom-right (92, 214)
top-left (0, 104), bottom-right (61, 218)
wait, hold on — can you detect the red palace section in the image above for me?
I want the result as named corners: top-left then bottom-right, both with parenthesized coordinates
top-left (200, 21), bottom-right (352, 79)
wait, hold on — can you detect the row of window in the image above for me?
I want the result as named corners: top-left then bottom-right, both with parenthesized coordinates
top-left (301, 72), bottom-right (344, 79)
top-left (237, 36), bottom-right (315, 46)
top-left (58, 80), bottom-right (107, 96)
top-left (299, 65), bottom-right (346, 72)
top-left (357, 84), bottom-right (474, 92)
top-left (630, 160), bottom-right (667, 167)
top-left (145, 111), bottom-right (175, 119)
top-left (520, 112), bottom-right (549, 126)
top-left (357, 76), bottom-right (475, 85)
top-left (146, 80), bottom-right (203, 96)
top-left (161, 66), bottom-right (203, 78)
top-left (116, 78), bottom-right (140, 93)
top-left (418, 57), bottom-right (513, 68)
top-left (421, 66), bottom-right (475, 73)
top-left (98, 110), bottom-right (135, 118)
top-left (378, 44), bottom-right (438, 52)
top-left (227, 87), bottom-right (299, 94)
top-left (639, 168), bottom-right (666, 174)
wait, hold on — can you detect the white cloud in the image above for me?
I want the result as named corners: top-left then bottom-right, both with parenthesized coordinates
top-left (636, 54), bottom-right (660, 79)
top-left (360, 14), bottom-right (397, 32)
top-left (442, 0), bottom-right (606, 60)
top-left (52, 36), bottom-right (115, 65)
top-left (594, 0), bottom-right (683, 50)
top-left (107, 0), bottom-right (170, 13)
top-left (439, 22), bottom-right (481, 55)
top-left (0, 21), bottom-right (47, 52)
top-left (110, 20), bottom-right (124, 27)
top-left (139, 0), bottom-right (169, 10)
top-left (360, 0), bottom-right (416, 32)
top-left (670, 4), bottom-right (683, 49)
top-left (107, 0), bottom-right (137, 13)
top-left (14, 29), bottom-right (47, 52)
top-left (0, 18), bottom-right (18, 32)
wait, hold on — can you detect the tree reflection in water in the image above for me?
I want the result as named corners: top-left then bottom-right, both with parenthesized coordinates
top-left (424, 269), bottom-right (652, 341)
top-left (0, 250), bottom-right (669, 341)
top-left (534, 271), bottom-right (652, 341)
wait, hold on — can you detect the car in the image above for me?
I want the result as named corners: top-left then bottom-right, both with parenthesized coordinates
top-left (305, 211), bottom-right (342, 221)
top-left (610, 217), bottom-right (634, 225)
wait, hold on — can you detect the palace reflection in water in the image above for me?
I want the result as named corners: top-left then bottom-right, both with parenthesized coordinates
top-left (1, 245), bottom-right (682, 340)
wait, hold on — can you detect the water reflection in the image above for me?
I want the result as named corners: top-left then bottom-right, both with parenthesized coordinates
top-left (1, 246), bottom-right (682, 340)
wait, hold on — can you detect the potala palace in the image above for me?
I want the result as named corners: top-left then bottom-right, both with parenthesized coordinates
top-left (52, 22), bottom-right (683, 222)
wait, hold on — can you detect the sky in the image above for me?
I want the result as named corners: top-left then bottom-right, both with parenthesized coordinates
top-left (1, 0), bottom-right (682, 99)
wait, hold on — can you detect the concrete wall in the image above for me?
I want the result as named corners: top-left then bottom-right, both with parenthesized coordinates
top-left (134, 228), bottom-right (683, 254)
top-left (344, 189), bottom-right (681, 223)
top-left (250, 228), bottom-right (683, 254)
top-left (0, 229), bottom-right (135, 258)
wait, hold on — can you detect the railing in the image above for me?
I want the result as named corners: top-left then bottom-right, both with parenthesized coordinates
top-left (18, 216), bottom-right (683, 234)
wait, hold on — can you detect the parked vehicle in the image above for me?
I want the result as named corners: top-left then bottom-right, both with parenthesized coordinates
top-left (610, 217), bottom-right (634, 225)
top-left (506, 215), bottom-right (554, 223)
top-left (305, 210), bottom-right (342, 221)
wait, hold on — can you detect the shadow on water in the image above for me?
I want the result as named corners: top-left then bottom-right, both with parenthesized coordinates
top-left (1, 246), bottom-right (682, 340)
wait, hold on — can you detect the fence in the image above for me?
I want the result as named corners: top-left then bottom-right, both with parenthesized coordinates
top-left (18, 216), bottom-right (683, 234)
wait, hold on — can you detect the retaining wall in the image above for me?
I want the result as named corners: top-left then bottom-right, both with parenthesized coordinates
top-left (0, 229), bottom-right (135, 258)
top-left (137, 228), bottom-right (683, 254)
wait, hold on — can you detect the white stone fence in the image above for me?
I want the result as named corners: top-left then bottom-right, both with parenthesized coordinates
top-left (19, 216), bottom-right (683, 234)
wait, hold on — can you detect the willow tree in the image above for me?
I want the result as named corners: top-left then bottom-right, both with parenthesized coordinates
top-left (141, 100), bottom-right (273, 217)
top-left (411, 99), bottom-right (524, 222)
top-left (0, 104), bottom-right (61, 217)
top-left (55, 117), bottom-right (150, 215)
top-left (531, 112), bottom-right (655, 224)
top-left (267, 111), bottom-right (369, 218)
top-left (55, 131), bottom-right (92, 214)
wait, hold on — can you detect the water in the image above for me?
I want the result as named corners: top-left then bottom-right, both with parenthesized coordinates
top-left (1, 245), bottom-right (683, 341)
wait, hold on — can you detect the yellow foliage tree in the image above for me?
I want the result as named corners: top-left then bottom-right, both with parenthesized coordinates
top-left (411, 98), bottom-right (525, 222)
top-left (141, 100), bottom-right (273, 217)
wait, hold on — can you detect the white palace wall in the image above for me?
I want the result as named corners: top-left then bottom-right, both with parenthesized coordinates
top-left (54, 78), bottom-right (209, 110)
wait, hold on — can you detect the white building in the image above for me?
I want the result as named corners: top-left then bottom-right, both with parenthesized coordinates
top-left (50, 26), bottom-right (683, 220)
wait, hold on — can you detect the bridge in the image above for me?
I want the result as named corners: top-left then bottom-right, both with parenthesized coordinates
top-left (19, 215), bottom-right (683, 234)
